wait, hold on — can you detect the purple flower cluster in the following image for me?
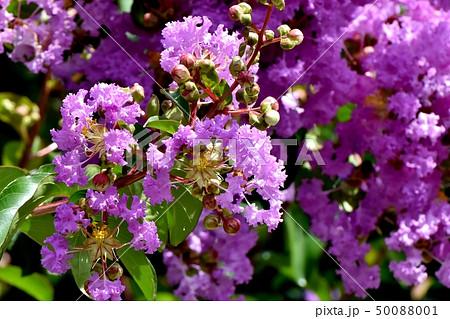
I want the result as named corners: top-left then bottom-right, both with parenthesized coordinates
top-left (51, 83), bottom-right (143, 187)
top-left (163, 211), bottom-right (257, 300)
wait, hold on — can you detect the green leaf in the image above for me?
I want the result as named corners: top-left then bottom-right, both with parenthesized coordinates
top-left (68, 190), bottom-right (88, 204)
top-left (20, 214), bottom-right (55, 245)
top-left (201, 69), bottom-right (220, 89)
top-left (0, 165), bottom-right (27, 190)
top-left (1, 141), bottom-right (25, 166)
top-left (0, 265), bottom-right (54, 300)
top-left (144, 116), bottom-right (181, 134)
top-left (69, 231), bottom-right (92, 298)
top-left (160, 89), bottom-right (190, 118)
top-left (336, 102), bottom-right (357, 122)
top-left (212, 79), bottom-right (232, 109)
top-left (284, 211), bottom-right (306, 286)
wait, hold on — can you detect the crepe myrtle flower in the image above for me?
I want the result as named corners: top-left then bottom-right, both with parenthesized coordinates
top-left (40, 186), bottom-right (161, 301)
top-left (51, 83), bottom-right (144, 187)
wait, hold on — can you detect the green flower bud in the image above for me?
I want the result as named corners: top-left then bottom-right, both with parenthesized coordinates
top-left (223, 217), bottom-right (241, 235)
top-left (237, 70), bottom-right (255, 88)
top-left (229, 5), bottom-right (243, 21)
top-left (277, 24), bottom-right (291, 37)
top-left (180, 53), bottom-right (197, 70)
top-left (242, 26), bottom-right (251, 39)
top-left (146, 94), bottom-right (160, 117)
top-left (240, 13), bottom-right (252, 26)
top-left (161, 100), bottom-right (173, 112)
top-left (264, 109), bottom-right (280, 126)
top-left (171, 64), bottom-right (191, 84)
top-left (106, 264), bottom-right (123, 281)
top-left (196, 59), bottom-right (216, 74)
top-left (288, 29), bottom-right (304, 45)
top-left (264, 30), bottom-right (275, 40)
top-left (246, 93), bottom-right (258, 105)
top-left (130, 83), bottom-right (145, 103)
top-left (247, 32), bottom-right (259, 46)
top-left (238, 42), bottom-right (247, 57)
top-left (280, 37), bottom-right (296, 50)
top-left (260, 101), bottom-right (272, 115)
top-left (203, 214), bottom-right (222, 230)
top-left (261, 96), bottom-right (279, 111)
top-left (180, 81), bottom-right (200, 102)
top-left (202, 194), bottom-right (218, 210)
top-left (229, 56), bottom-right (246, 78)
top-left (249, 111), bottom-right (269, 130)
top-left (245, 83), bottom-right (260, 97)
top-left (238, 2), bottom-right (252, 14)
top-left (236, 88), bottom-right (247, 104)
top-left (272, 0), bottom-right (285, 10)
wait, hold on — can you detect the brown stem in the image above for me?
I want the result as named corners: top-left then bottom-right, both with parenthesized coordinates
top-left (19, 71), bottom-right (52, 168)
top-left (205, 5), bottom-right (274, 118)
top-left (197, 83), bottom-right (220, 103)
top-left (190, 101), bottom-right (198, 127)
top-left (262, 37), bottom-right (282, 48)
top-left (225, 107), bottom-right (260, 115)
top-left (31, 199), bottom-right (70, 217)
top-left (113, 168), bottom-right (147, 189)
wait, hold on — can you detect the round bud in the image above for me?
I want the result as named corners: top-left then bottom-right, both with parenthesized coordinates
top-left (180, 81), bottom-right (200, 102)
top-left (272, 0), bottom-right (285, 10)
top-left (245, 83), bottom-right (260, 97)
top-left (196, 59), bottom-right (215, 74)
top-left (277, 24), bottom-right (291, 37)
top-left (280, 37), bottom-right (296, 50)
top-left (249, 111), bottom-right (263, 126)
top-left (264, 109), bottom-right (280, 126)
top-left (143, 12), bottom-right (158, 28)
top-left (238, 42), bottom-right (247, 57)
top-left (202, 194), bottom-right (218, 210)
top-left (247, 32), bottom-right (259, 47)
top-left (260, 101), bottom-right (272, 114)
top-left (106, 264), bottom-right (123, 281)
top-left (171, 64), bottom-right (191, 84)
top-left (265, 30), bottom-right (275, 40)
top-left (236, 88), bottom-right (248, 104)
top-left (93, 172), bottom-right (110, 192)
top-left (240, 13), bottom-right (252, 26)
top-left (229, 56), bottom-right (246, 78)
top-left (237, 70), bottom-right (255, 88)
top-left (229, 5), bottom-right (243, 21)
top-left (146, 94), bottom-right (160, 117)
top-left (288, 29), bottom-right (304, 45)
top-left (180, 53), bottom-right (197, 70)
top-left (203, 214), bottom-right (222, 230)
top-left (161, 100), bottom-right (173, 112)
top-left (238, 2), bottom-right (252, 14)
top-left (223, 217), bottom-right (241, 235)
top-left (130, 83), bottom-right (145, 103)
top-left (261, 96), bottom-right (279, 111)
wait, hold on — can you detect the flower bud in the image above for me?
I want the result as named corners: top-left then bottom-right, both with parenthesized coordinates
top-left (240, 13), bottom-right (252, 26)
top-left (247, 32), bottom-right (259, 47)
top-left (161, 100), bottom-right (173, 112)
top-left (265, 30), bottom-right (275, 40)
top-left (106, 264), bottom-right (123, 281)
top-left (143, 12), bottom-right (158, 28)
top-left (180, 53), bottom-right (197, 70)
top-left (288, 29), bottom-right (304, 45)
top-left (264, 109), bottom-right (280, 126)
top-left (261, 96), bottom-right (279, 111)
top-left (130, 83), bottom-right (145, 103)
top-left (223, 217), bottom-right (241, 235)
top-left (229, 56), bottom-right (246, 78)
top-left (180, 81), bottom-right (200, 102)
top-left (197, 59), bottom-right (215, 74)
top-left (238, 2), bottom-right (252, 14)
top-left (260, 101), bottom-right (272, 114)
top-left (280, 37), bottom-right (296, 50)
top-left (249, 111), bottom-right (270, 130)
top-left (229, 5), bottom-right (243, 21)
top-left (203, 214), bottom-right (222, 230)
top-left (202, 194), bottom-right (218, 210)
top-left (93, 172), bottom-right (110, 192)
top-left (171, 64), bottom-right (191, 84)
top-left (245, 83), bottom-right (260, 97)
top-left (277, 24), bottom-right (291, 37)
top-left (146, 94), bottom-right (160, 117)
top-left (238, 42), bottom-right (247, 57)
top-left (237, 70), bottom-right (255, 88)
top-left (272, 0), bottom-right (285, 10)
top-left (236, 88), bottom-right (247, 104)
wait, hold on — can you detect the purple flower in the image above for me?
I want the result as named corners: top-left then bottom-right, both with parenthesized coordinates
top-left (41, 234), bottom-right (73, 275)
top-left (54, 202), bottom-right (90, 235)
top-left (103, 129), bottom-right (135, 166)
top-left (53, 149), bottom-right (88, 187)
top-left (87, 273), bottom-right (125, 301)
top-left (143, 169), bottom-right (174, 205)
top-left (389, 260), bottom-right (428, 286)
top-left (128, 220), bottom-right (162, 254)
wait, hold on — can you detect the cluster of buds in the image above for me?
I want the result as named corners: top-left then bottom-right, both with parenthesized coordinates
top-left (170, 60), bottom-right (201, 103)
top-left (249, 96), bottom-right (280, 130)
top-left (202, 194), bottom-right (241, 236)
top-left (277, 24), bottom-right (304, 50)
top-left (229, 2), bottom-right (253, 26)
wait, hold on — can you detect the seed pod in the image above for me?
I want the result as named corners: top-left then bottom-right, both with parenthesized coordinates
top-left (171, 64), bottom-right (191, 84)
top-left (277, 24), bottom-right (291, 37)
top-left (264, 109), bottom-right (280, 126)
top-left (229, 5), bottom-right (243, 21)
top-left (223, 217), bottom-right (241, 235)
top-left (288, 29), bottom-right (304, 45)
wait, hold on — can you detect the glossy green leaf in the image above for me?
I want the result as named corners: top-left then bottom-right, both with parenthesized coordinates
top-left (69, 231), bottom-right (92, 298)
top-left (144, 116), bottom-right (181, 134)
top-left (336, 102), bottom-right (357, 122)
top-left (0, 265), bottom-right (54, 300)
top-left (161, 89), bottom-right (190, 118)
top-left (201, 69), bottom-right (220, 89)
top-left (20, 214), bottom-right (55, 245)
top-left (1, 141), bottom-right (25, 166)
top-left (212, 79), bottom-right (232, 109)
top-left (0, 165), bottom-right (27, 190)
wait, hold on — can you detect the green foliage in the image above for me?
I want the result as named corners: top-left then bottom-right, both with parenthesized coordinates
top-left (161, 89), bottom-right (190, 118)
top-left (69, 231), bottom-right (92, 298)
top-left (336, 102), bottom-right (357, 122)
top-left (212, 79), bottom-right (233, 109)
top-left (144, 116), bottom-right (181, 134)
